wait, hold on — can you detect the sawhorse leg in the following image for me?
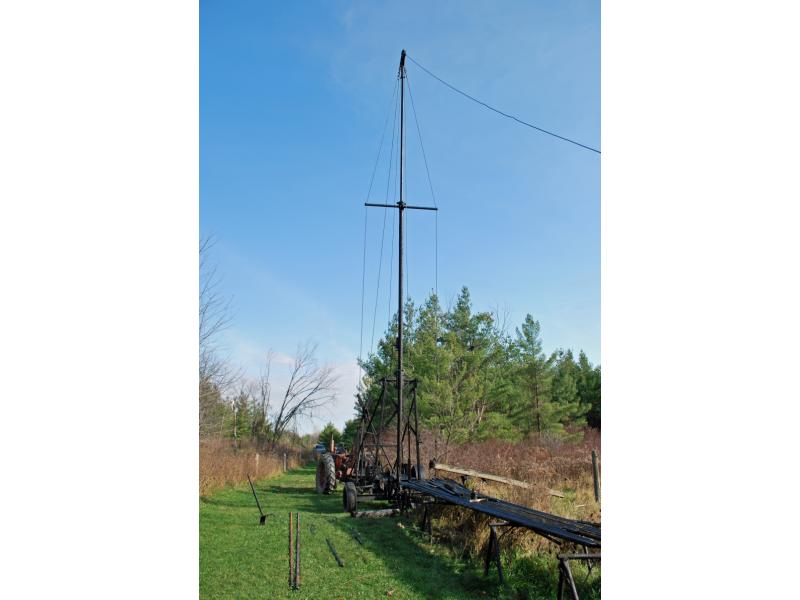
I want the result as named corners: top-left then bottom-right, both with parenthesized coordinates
top-left (557, 557), bottom-right (579, 600)
top-left (556, 553), bottom-right (600, 600)
top-left (483, 522), bottom-right (511, 585)
top-left (419, 504), bottom-right (433, 541)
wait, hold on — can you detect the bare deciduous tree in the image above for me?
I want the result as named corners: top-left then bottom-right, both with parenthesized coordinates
top-left (266, 343), bottom-right (338, 449)
top-left (249, 352), bottom-right (273, 445)
top-left (199, 236), bottom-right (240, 436)
top-left (199, 239), bottom-right (335, 445)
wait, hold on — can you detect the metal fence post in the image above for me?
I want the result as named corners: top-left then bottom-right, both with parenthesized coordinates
top-left (288, 512), bottom-right (293, 588)
top-left (283, 452), bottom-right (287, 472)
top-left (295, 512), bottom-right (300, 589)
top-left (591, 450), bottom-right (600, 503)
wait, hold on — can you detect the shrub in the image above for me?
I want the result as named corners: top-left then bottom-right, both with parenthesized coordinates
top-left (199, 438), bottom-right (306, 496)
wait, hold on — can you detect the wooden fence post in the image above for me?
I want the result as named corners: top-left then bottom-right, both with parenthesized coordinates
top-left (283, 452), bottom-right (287, 472)
top-left (591, 450), bottom-right (600, 503)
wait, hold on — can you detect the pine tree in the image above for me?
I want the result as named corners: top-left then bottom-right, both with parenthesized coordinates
top-left (408, 293), bottom-right (448, 423)
top-left (357, 288), bottom-right (595, 445)
top-left (341, 418), bottom-right (360, 449)
top-left (512, 315), bottom-right (558, 435)
top-left (551, 349), bottom-right (588, 429)
top-left (318, 422), bottom-right (342, 448)
top-left (577, 350), bottom-right (601, 429)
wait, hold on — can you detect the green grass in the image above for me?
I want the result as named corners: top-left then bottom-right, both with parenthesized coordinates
top-left (200, 464), bottom-right (599, 599)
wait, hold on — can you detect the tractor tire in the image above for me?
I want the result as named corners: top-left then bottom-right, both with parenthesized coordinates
top-left (343, 481), bottom-right (357, 514)
top-left (316, 453), bottom-right (337, 494)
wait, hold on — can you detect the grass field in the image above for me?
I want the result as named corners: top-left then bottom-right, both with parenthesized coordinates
top-left (200, 464), bottom-right (599, 599)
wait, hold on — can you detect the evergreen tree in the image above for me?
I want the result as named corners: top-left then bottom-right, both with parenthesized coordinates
top-left (512, 315), bottom-right (558, 435)
top-left (407, 293), bottom-right (449, 423)
top-left (551, 349), bottom-right (588, 428)
top-left (318, 422), bottom-right (342, 447)
top-left (577, 350), bottom-right (601, 429)
top-left (432, 287), bottom-right (507, 446)
top-left (214, 389), bottom-right (253, 444)
top-left (357, 288), bottom-right (599, 444)
top-left (341, 418), bottom-right (360, 449)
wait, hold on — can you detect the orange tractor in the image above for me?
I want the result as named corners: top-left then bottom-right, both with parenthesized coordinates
top-left (315, 436), bottom-right (352, 495)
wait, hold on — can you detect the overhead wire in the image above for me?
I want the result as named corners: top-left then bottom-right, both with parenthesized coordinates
top-left (406, 54), bottom-right (600, 155)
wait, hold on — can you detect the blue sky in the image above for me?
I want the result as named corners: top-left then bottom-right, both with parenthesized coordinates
top-left (200, 0), bottom-right (599, 431)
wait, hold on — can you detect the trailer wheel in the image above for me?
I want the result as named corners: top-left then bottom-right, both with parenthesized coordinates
top-left (316, 453), bottom-right (337, 494)
top-left (343, 481), bottom-right (357, 514)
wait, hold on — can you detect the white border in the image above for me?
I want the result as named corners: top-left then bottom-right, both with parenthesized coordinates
top-left (1, 1), bottom-right (198, 597)
top-left (604, 1), bottom-right (800, 597)
top-left (1, 1), bottom-right (799, 597)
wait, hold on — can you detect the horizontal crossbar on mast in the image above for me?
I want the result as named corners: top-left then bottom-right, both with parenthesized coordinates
top-left (364, 202), bottom-right (438, 211)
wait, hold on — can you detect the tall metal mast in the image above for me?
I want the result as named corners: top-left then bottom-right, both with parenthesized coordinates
top-left (396, 49), bottom-right (406, 486)
top-left (365, 49), bottom-right (437, 488)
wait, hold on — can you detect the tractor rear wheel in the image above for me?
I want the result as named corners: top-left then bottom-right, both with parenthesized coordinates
top-left (343, 481), bottom-right (357, 514)
top-left (316, 453), bottom-right (337, 494)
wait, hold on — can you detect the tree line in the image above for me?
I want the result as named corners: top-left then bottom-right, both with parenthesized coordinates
top-left (200, 241), bottom-right (599, 452)
top-left (351, 287), bottom-right (600, 451)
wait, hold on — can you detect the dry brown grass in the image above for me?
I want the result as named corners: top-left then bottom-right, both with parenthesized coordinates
top-left (199, 438), bottom-right (306, 496)
top-left (421, 428), bottom-right (601, 558)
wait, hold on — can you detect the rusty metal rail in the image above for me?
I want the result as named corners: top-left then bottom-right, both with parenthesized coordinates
top-left (401, 477), bottom-right (600, 547)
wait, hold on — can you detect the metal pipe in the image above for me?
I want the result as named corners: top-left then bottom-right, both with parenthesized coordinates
top-left (288, 512), bottom-right (293, 588)
top-left (295, 512), bottom-right (300, 589)
top-left (326, 538), bottom-right (344, 567)
top-left (351, 529), bottom-right (364, 545)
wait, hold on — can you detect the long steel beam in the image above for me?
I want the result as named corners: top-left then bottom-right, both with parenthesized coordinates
top-left (402, 477), bottom-right (600, 547)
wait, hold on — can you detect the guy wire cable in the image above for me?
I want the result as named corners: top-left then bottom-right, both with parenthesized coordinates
top-left (370, 84), bottom-right (400, 357)
top-left (406, 72), bottom-right (438, 299)
top-left (406, 54), bottom-right (600, 154)
top-left (360, 78), bottom-right (399, 380)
